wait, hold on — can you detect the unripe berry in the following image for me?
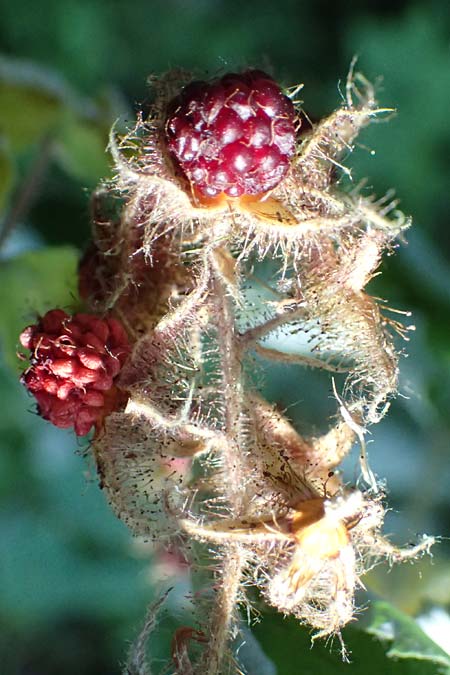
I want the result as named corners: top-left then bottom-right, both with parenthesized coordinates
top-left (165, 70), bottom-right (296, 200)
top-left (19, 310), bottom-right (130, 436)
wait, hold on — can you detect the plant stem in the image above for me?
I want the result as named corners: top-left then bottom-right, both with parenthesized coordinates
top-left (210, 248), bottom-right (247, 510)
top-left (199, 247), bottom-right (248, 675)
top-left (202, 544), bottom-right (247, 675)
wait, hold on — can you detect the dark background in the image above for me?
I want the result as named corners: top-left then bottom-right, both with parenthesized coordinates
top-left (1, 1), bottom-right (449, 673)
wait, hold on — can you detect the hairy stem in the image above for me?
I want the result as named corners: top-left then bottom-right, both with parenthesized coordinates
top-left (201, 544), bottom-right (247, 675)
top-left (198, 247), bottom-right (249, 675)
top-left (124, 589), bottom-right (171, 675)
top-left (210, 247), bottom-right (247, 511)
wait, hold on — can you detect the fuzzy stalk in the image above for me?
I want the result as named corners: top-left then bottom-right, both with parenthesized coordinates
top-left (210, 247), bottom-right (247, 510)
top-left (200, 543), bottom-right (247, 675)
top-left (198, 246), bottom-right (249, 675)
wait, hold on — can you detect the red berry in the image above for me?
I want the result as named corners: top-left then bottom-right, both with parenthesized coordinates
top-left (165, 70), bottom-right (296, 199)
top-left (19, 310), bottom-right (130, 436)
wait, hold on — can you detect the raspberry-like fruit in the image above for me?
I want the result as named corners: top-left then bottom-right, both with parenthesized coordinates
top-left (19, 309), bottom-right (130, 436)
top-left (165, 70), bottom-right (296, 199)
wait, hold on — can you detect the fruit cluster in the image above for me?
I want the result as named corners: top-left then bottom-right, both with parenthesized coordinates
top-left (19, 309), bottom-right (129, 436)
top-left (17, 67), bottom-right (431, 668)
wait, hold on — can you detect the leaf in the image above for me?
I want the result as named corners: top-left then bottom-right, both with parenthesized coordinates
top-left (0, 57), bottom-right (70, 150)
top-left (0, 496), bottom-right (151, 624)
top-left (366, 601), bottom-right (450, 671)
top-left (236, 625), bottom-right (277, 675)
top-left (0, 57), bottom-right (117, 186)
top-left (0, 140), bottom-right (15, 213)
top-left (251, 609), bottom-right (447, 675)
top-left (55, 110), bottom-right (111, 185)
top-left (344, 7), bottom-right (450, 226)
top-left (0, 246), bottom-right (80, 368)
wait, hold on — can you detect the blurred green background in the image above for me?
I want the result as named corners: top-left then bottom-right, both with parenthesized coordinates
top-left (1, 1), bottom-right (450, 673)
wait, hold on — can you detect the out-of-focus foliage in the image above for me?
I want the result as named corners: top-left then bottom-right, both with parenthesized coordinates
top-left (252, 607), bottom-right (450, 675)
top-left (0, 141), bottom-right (15, 211)
top-left (367, 601), bottom-right (450, 669)
top-left (0, 1), bottom-right (449, 673)
top-left (0, 246), bottom-right (79, 367)
top-left (0, 57), bottom-right (122, 185)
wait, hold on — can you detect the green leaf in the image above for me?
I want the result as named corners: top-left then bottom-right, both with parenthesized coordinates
top-left (0, 57), bottom-right (116, 186)
top-left (251, 609), bottom-right (447, 675)
top-left (0, 140), bottom-right (15, 213)
top-left (366, 601), bottom-right (450, 671)
top-left (55, 111), bottom-right (111, 185)
top-left (236, 625), bottom-right (276, 675)
top-left (0, 246), bottom-right (80, 368)
top-left (344, 7), bottom-right (450, 227)
top-left (0, 58), bottom-right (70, 150)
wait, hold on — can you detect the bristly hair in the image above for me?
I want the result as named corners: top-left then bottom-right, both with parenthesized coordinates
top-left (80, 63), bottom-right (434, 674)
